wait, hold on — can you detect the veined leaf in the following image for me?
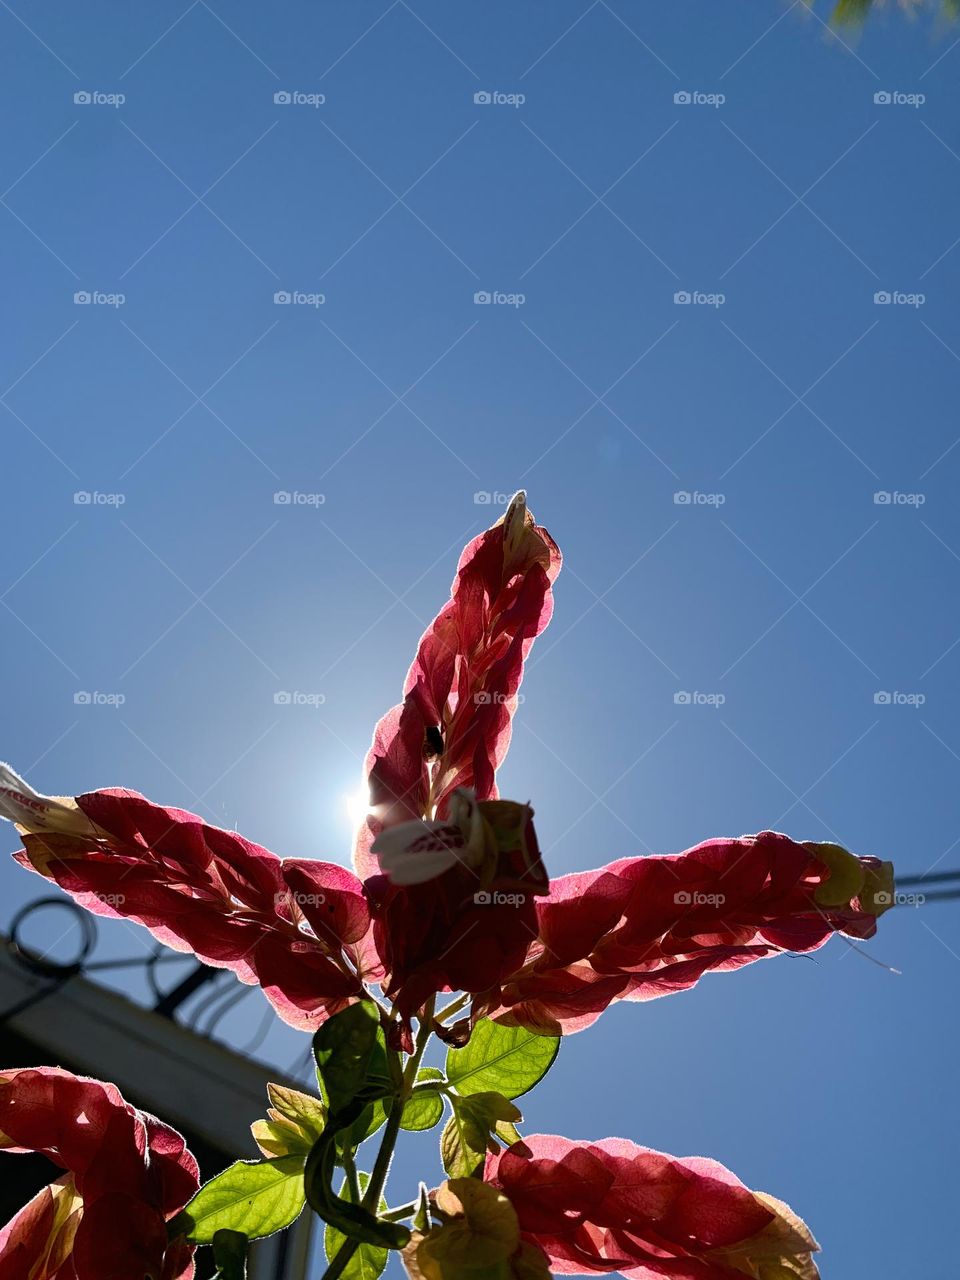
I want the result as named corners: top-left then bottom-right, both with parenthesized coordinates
top-left (173, 1157), bottom-right (305, 1244)
top-left (440, 1092), bottom-right (521, 1179)
top-left (446, 1021), bottom-right (559, 1100)
top-left (401, 1067), bottom-right (445, 1132)
top-left (313, 1002), bottom-right (384, 1115)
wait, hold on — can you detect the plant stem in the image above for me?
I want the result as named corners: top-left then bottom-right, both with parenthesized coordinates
top-left (320, 999), bottom-right (436, 1279)
top-left (434, 991), bottom-right (469, 1024)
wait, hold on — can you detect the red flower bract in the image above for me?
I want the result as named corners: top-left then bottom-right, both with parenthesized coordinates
top-left (0, 1067), bottom-right (199, 1280)
top-left (478, 831), bottom-right (893, 1035)
top-left (486, 1134), bottom-right (820, 1279)
top-left (351, 494), bottom-right (560, 1034)
top-left (3, 773), bottom-right (372, 1031)
top-left (353, 492), bottom-right (561, 881)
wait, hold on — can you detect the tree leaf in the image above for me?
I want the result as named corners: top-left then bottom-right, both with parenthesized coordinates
top-left (266, 1083), bottom-right (327, 1133)
top-left (313, 1002), bottom-right (384, 1114)
top-left (439, 1092), bottom-right (521, 1179)
top-left (339, 1032), bottom-right (393, 1146)
top-left (251, 1117), bottom-right (313, 1159)
top-left (173, 1157), bottom-right (305, 1244)
top-left (400, 1067), bottom-right (445, 1132)
top-left (212, 1229), bottom-right (247, 1279)
top-left (445, 1021), bottom-right (559, 1100)
top-left (324, 1174), bottom-right (388, 1280)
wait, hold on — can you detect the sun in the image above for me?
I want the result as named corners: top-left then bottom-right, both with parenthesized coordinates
top-left (343, 788), bottom-right (371, 828)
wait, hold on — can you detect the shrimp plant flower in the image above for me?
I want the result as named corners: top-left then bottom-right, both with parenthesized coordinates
top-left (0, 493), bottom-right (894, 1279)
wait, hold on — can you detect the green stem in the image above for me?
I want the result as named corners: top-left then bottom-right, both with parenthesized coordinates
top-left (320, 1000), bottom-right (436, 1279)
top-left (382, 1200), bottom-right (419, 1222)
top-left (319, 1238), bottom-right (359, 1280)
top-left (341, 1148), bottom-right (362, 1207)
top-left (434, 991), bottom-right (469, 1024)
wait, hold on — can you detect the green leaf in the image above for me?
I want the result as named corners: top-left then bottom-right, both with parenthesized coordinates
top-left (266, 1083), bottom-right (326, 1134)
top-left (313, 1002), bottom-right (384, 1114)
top-left (344, 1095), bottom-right (389, 1147)
top-left (212, 1229), bottom-right (247, 1279)
top-left (324, 1174), bottom-right (388, 1280)
top-left (445, 1020), bottom-right (559, 1100)
top-left (400, 1067), bottom-right (445, 1132)
top-left (173, 1157), bottom-right (305, 1244)
top-left (251, 1117), bottom-right (314, 1159)
top-left (413, 1183), bottom-right (431, 1234)
top-left (339, 1032), bottom-right (393, 1146)
top-left (494, 1118), bottom-right (522, 1150)
top-left (439, 1092), bottom-right (521, 1179)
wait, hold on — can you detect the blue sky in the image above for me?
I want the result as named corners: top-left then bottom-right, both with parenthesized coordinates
top-left (2, 2), bottom-right (959, 1276)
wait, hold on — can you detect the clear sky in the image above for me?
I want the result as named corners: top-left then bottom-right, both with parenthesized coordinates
top-left (1, 3), bottom-right (958, 1276)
